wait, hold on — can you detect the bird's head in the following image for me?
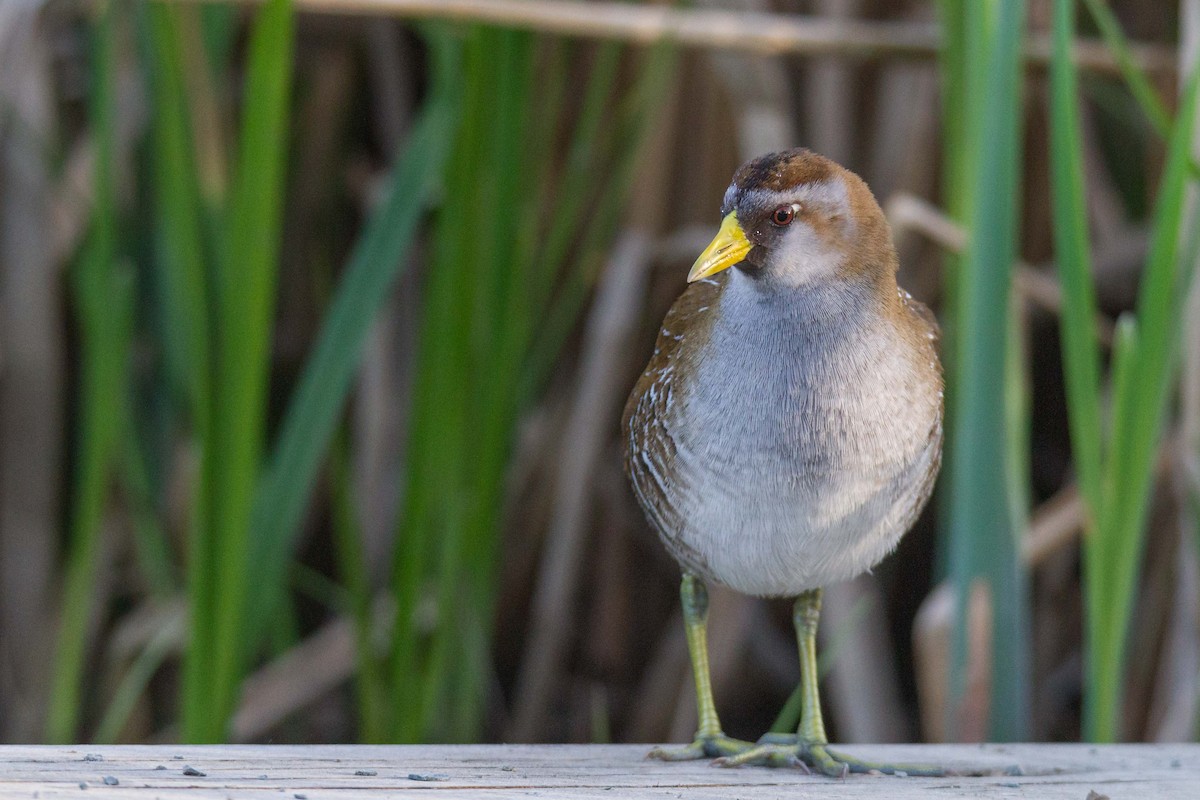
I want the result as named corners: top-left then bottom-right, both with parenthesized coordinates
top-left (689, 148), bottom-right (895, 290)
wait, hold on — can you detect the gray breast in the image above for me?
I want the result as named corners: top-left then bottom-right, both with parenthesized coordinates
top-left (629, 272), bottom-right (942, 597)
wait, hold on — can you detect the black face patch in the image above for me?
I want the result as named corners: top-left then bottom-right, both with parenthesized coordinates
top-left (738, 198), bottom-right (792, 250)
top-left (732, 198), bottom-right (790, 278)
top-left (735, 245), bottom-right (768, 275)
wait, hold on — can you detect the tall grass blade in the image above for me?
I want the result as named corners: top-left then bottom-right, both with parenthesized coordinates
top-left (94, 612), bottom-right (183, 743)
top-left (522, 41), bottom-right (677, 398)
top-left (387, 30), bottom-right (675, 743)
top-left (388, 25), bottom-right (504, 743)
top-left (329, 432), bottom-right (387, 742)
top-left (942, 0), bottom-right (1030, 740)
top-left (143, 3), bottom-right (213, 423)
top-left (1079, 0), bottom-right (1200, 181)
top-left (1052, 0), bottom-right (1200, 741)
top-left (1087, 61), bottom-right (1200, 742)
top-left (243, 29), bottom-right (461, 651)
top-left (47, 0), bottom-right (132, 743)
top-left (141, 0), bottom-right (226, 745)
top-left (182, 0), bottom-right (295, 742)
top-left (1049, 0), bottom-right (1105, 519)
top-left (1081, 0), bottom-right (1172, 137)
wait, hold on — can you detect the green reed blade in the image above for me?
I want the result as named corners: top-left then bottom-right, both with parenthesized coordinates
top-left (389, 26), bottom-right (489, 743)
top-left (1081, 0), bottom-right (1172, 137)
top-left (47, 0), bottom-right (133, 743)
top-left (388, 28), bottom-right (674, 743)
top-left (525, 43), bottom-right (623, 325)
top-left (522, 40), bottom-right (677, 402)
top-left (1086, 58), bottom-right (1200, 742)
top-left (1086, 313), bottom-right (1137, 741)
top-left (142, 0), bottom-right (220, 743)
top-left (941, 0), bottom-right (1030, 741)
top-left (94, 611), bottom-right (183, 743)
top-left (1080, 0), bottom-right (1200, 180)
top-left (328, 430), bottom-right (387, 743)
top-left (1049, 0), bottom-right (1105, 519)
top-left (410, 26), bottom-right (535, 741)
top-left (179, 0), bottom-right (295, 742)
top-left (242, 28), bottom-right (460, 660)
top-left (143, 2), bottom-right (213, 424)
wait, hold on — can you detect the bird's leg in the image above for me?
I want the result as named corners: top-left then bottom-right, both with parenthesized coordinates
top-left (648, 574), bottom-right (753, 761)
top-left (716, 589), bottom-right (944, 777)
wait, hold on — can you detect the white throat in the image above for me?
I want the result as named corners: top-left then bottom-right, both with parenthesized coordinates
top-left (760, 224), bottom-right (847, 289)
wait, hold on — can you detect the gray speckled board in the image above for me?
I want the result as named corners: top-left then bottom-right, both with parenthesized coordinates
top-left (0, 743), bottom-right (1194, 799)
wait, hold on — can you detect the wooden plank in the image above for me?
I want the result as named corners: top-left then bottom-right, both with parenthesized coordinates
top-left (0, 744), bottom-right (1193, 798)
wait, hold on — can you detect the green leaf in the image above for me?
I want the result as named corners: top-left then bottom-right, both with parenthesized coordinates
top-left (1048, 0), bottom-right (1105, 523)
top-left (181, 0), bottom-right (296, 742)
top-left (48, 0), bottom-right (133, 743)
top-left (941, 0), bottom-right (1030, 741)
top-left (1084, 53), bottom-right (1200, 742)
top-left (1080, 0), bottom-right (1172, 137)
top-left (242, 30), bottom-right (462, 651)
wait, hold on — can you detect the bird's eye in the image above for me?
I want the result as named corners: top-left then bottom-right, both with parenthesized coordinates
top-left (771, 204), bottom-right (796, 226)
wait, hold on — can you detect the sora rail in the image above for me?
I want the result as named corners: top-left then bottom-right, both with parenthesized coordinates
top-left (623, 148), bottom-right (943, 776)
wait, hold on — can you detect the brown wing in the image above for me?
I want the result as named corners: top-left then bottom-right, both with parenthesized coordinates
top-left (898, 287), bottom-right (940, 346)
top-left (621, 273), bottom-right (726, 567)
top-left (893, 286), bottom-right (943, 535)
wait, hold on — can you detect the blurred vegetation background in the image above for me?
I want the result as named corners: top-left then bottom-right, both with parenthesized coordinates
top-left (0, 0), bottom-right (1197, 746)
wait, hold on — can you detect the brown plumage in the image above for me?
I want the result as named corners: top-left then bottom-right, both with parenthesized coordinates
top-left (623, 148), bottom-right (942, 596)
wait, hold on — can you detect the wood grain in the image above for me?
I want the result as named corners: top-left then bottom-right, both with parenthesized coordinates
top-left (0, 744), bottom-right (1193, 798)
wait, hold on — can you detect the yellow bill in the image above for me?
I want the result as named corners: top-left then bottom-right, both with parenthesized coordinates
top-left (687, 211), bottom-right (752, 283)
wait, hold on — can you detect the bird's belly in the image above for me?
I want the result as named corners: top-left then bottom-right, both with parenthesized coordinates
top-left (634, 280), bottom-right (943, 598)
top-left (660, 376), bottom-right (940, 597)
top-left (665, 445), bottom-right (932, 596)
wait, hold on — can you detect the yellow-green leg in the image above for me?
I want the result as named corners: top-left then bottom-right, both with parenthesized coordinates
top-left (648, 574), bottom-right (753, 761)
top-left (717, 589), bottom-right (944, 777)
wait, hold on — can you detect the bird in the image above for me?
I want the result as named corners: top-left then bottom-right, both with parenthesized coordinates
top-left (622, 148), bottom-right (943, 776)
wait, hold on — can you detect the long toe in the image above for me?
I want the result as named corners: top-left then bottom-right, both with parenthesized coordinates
top-left (713, 743), bottom-right (802, 769)
top-left (649, 734), bottom-right (754, 762)
top-left (714, 739), bottom-right (947, 777)
top-left (817, 745), bottom-right (946, 777)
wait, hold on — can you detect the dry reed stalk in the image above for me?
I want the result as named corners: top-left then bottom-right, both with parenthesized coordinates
top-left (509, 231), bottom-right (654, 741)
top-left (805, 0), bottom-right (860, 167)
top-left (0, 3), bottom-right (66, 740)
top-left (822, 577), bottom-right (909, 742)
top-left (885, 192), bottom-right (1117, 344)
top-left (232, 615), bottom-right (357, 741)
top-left (912, 581), bottom-right (994, 742)
top-left (169, 0), bottom-right (1176, 76)
top-left (354, 21), bottom-right (418, 580)
top-left (1146, 530), bottom-right (1199, 740)
top-left (363, 19), bottom-right (412, 149)
top-left (1021, 486), bottom-right (1086, 568)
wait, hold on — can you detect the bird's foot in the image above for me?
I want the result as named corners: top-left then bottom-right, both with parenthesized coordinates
top-left (647, 732), bottom-right (755, 761)
top-left (713, 733), bottom-right (945, 777)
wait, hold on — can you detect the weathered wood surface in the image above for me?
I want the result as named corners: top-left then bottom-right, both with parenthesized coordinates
top-left (0, 744), bottom-right (1195, 798)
